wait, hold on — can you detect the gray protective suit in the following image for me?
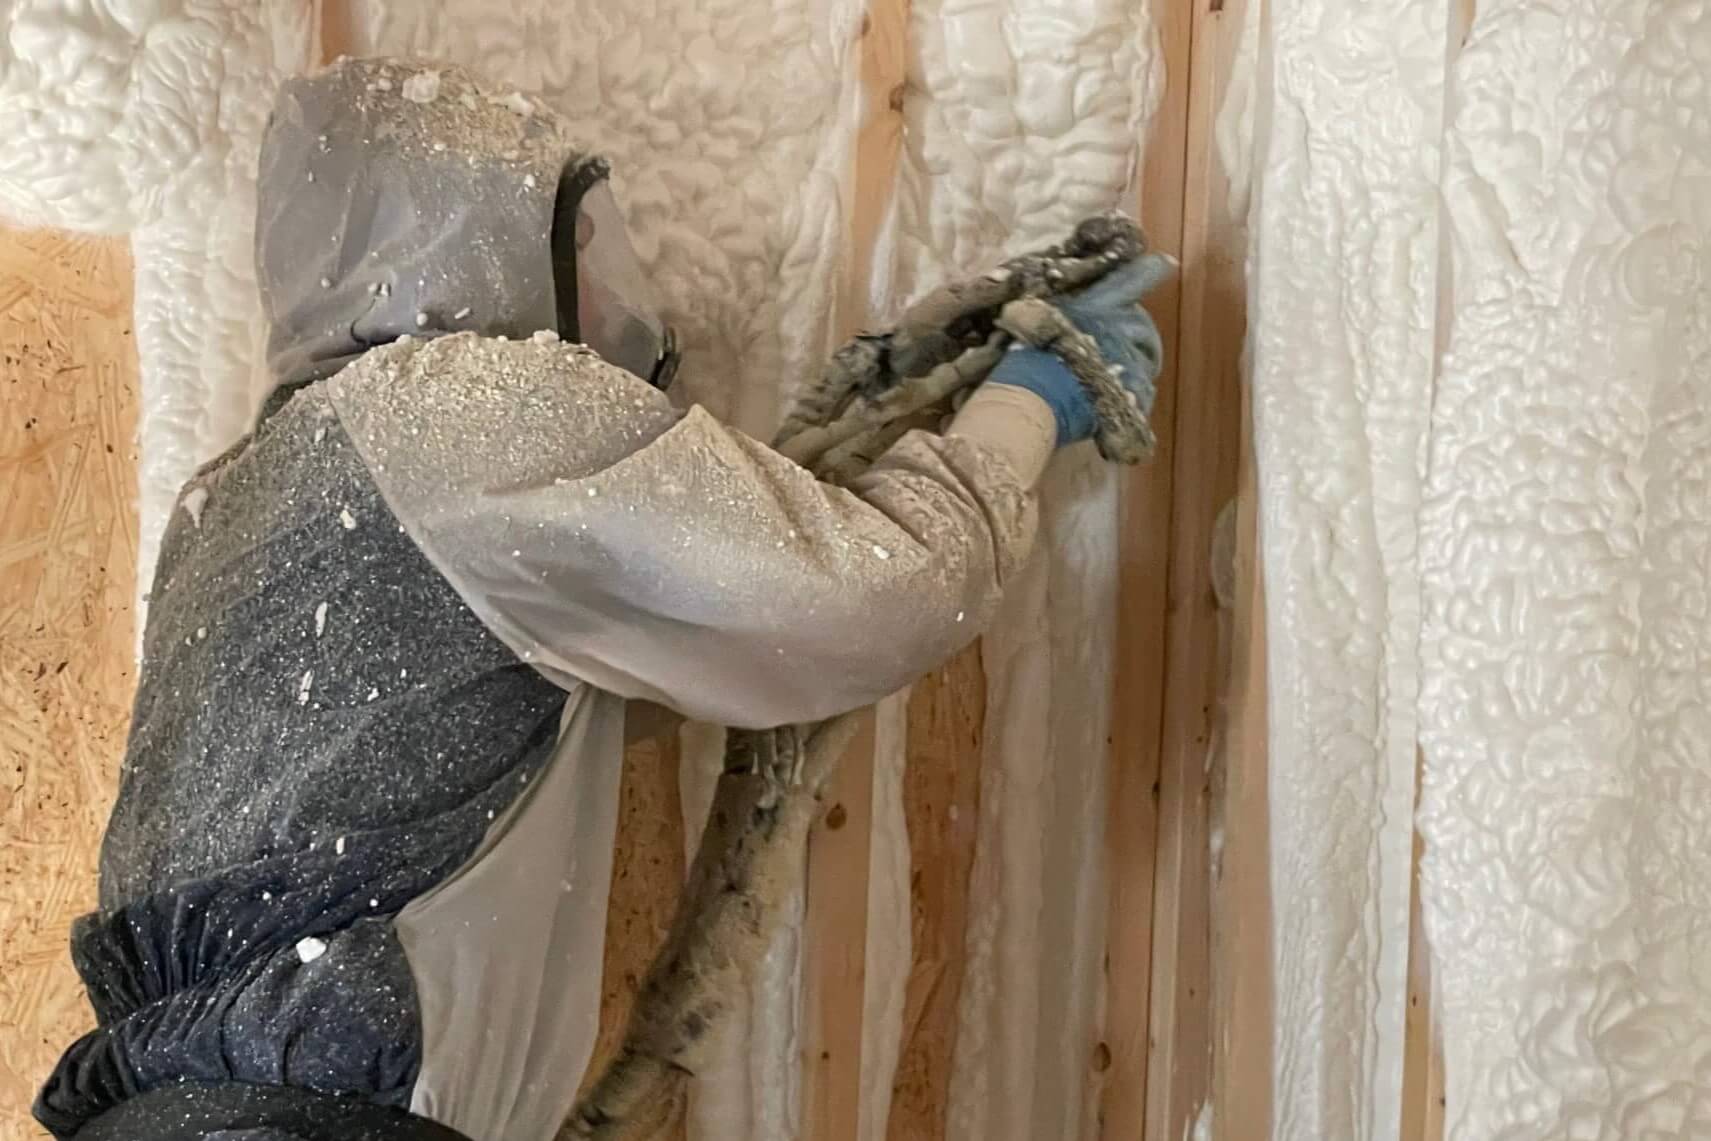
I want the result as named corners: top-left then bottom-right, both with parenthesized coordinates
top-left (39, 58), bottom-right (1057, 1141)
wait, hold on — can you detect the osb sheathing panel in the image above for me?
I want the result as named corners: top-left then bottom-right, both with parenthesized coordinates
top-left (0, 229), bottom-right (137, 1138)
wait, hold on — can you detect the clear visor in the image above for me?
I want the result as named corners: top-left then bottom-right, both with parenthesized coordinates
top-left (574, 182), bottom-right (671, 383)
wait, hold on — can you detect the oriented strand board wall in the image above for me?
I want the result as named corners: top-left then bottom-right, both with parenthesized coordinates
top-left (0, 230), bottom-right (137, 1140)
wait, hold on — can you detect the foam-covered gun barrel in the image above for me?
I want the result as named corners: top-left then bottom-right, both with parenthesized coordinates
top-left (776, 212), bottom-right (1159, 475)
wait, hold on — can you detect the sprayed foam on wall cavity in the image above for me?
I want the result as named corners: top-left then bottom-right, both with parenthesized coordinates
top-left (0, 1), bottom-right (316, 611)
top-left (1418, 1), bottom-right (1711, 1135)
top-left (4, 0), bottom-right (1168, 1134)
top-left (881, 1), bottom-right (1162, 1136)
top-left (1234, 0), bottom-right (1711, 1135)
top-left (348, 0), bottom-right (864, 442)
top-left (1236, 0), bottom-right (1450, 1135)
top-left (859, 693), bottom-right (912, 1141)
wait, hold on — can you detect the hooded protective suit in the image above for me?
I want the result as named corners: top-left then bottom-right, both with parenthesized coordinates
top-left (38, 59), bottom-right (1056, 1141)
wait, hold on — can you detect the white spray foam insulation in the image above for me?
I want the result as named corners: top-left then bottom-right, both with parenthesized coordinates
top-left (1239, 0), bottom-right (1449, 1135)
top-left (858, 692), bottom-right (911, 1141)
top-left (348, 0), bottom-right (864, 441)
top-left (1418, 0), bottom-right (1711, 1136)
top-left (879, 1), bottom-right (1161, 1137)
top-left (0, 0), bottom-right (316, 608)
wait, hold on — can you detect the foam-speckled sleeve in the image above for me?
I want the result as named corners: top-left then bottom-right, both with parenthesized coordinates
top-left (494, 407), bottom-right (1036, 726)
top-left (330, 333), bottom-right (1037, 729)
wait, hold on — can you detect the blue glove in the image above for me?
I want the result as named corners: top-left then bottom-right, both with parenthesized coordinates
top-left (989, 253), bottom-right (1172, 446)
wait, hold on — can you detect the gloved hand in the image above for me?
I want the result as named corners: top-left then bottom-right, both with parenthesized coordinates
top-left (989, 252), bottom-right (1173, 446)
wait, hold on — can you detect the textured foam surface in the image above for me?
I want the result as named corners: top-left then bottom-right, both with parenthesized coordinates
top-left (0, 0), bottom-right (315, 608)
top-left (1418, 1), bottom-right (1711, 1136)
top-left (1234, 0), bottom-right (1711, 1136)
top-left (883, 2), bottom-right (1161, 1137)
top-left (1239, 0), bottom-right (1450, 1135)
top-left (348, 0), bottom-right (864, 442)
top-left (859, 693), bottom-right (912, 1141)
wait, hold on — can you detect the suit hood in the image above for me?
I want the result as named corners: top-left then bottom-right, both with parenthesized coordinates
top-left (255, 58), bottom-right (600, 394)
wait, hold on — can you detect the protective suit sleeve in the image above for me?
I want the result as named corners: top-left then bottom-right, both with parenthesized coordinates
top-left (945, 383), bottom-right (1059, 488)
top-left (328, 334), bottom-right (1041, 729)
top-left (460, 404), bottom-right (1035, 727)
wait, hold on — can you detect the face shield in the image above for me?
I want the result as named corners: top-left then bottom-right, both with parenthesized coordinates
top-left (552, 164), bottom-right (679, 390)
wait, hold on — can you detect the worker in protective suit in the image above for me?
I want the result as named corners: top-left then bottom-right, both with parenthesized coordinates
top-left (36, 58), bottom-right (1166, 1141)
